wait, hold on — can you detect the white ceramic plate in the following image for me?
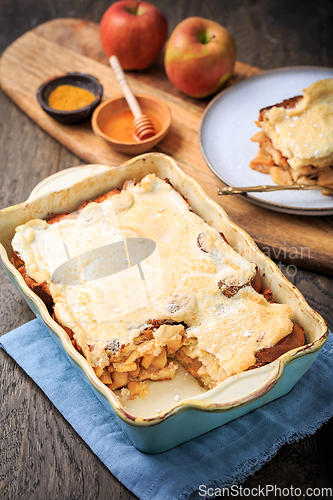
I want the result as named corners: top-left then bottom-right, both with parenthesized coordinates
top-left (199, 66), bottom-right (333, 215)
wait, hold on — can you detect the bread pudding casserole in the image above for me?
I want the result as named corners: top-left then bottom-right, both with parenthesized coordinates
top-left (11, 174), bottom-right (305, 399)
top-left (250, 79), bottom-right (333, 193)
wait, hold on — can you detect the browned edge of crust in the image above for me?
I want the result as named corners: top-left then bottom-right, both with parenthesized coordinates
top-left (259, 95), bottom-right (303, 121)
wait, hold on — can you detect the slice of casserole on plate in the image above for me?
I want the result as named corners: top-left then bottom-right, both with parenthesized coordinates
top-left (250, 78), bottom-right (333, 194)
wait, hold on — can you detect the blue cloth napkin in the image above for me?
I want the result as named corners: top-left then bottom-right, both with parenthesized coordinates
top-left (1, 318), bottom-right (333, 500)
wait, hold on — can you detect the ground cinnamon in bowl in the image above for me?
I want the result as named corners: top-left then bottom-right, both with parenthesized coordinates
top-left (48, 84), bottom-right (96, 111)
top-left (36, 72), bottom-right (103, 124)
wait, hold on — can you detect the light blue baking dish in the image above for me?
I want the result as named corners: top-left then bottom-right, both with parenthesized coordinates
top-left (0, 153), bottom-right (328, 453)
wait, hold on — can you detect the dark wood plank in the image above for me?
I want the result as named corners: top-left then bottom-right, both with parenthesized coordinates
top-left (1, 1), bottom-right (333, 500)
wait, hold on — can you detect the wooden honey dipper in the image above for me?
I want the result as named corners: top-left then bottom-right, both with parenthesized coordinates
top-left (109, 55), bottom-right (156, 141)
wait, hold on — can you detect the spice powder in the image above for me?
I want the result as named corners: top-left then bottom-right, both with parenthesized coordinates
top-left (48, 84), bottom-right (96, 111)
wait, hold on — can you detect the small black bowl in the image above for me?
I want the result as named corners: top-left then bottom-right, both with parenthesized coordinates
top-left (36, 72), bottom-right (103, 124)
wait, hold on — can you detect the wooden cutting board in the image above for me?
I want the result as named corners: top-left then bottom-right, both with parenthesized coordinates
top-left (1, 18), bottom-right (333, 273)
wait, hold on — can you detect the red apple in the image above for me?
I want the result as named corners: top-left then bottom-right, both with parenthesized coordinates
top-left (100, 1), bottom-right (168, 70)
top-left (164, 17), bottom-right (236, 98)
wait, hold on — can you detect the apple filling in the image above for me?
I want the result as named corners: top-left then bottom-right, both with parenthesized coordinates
top-left (250, 130), bottom-right (333, 192)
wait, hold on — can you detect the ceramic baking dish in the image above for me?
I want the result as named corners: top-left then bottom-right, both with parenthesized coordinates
top-left (0, 153), bottom-right (328, 453)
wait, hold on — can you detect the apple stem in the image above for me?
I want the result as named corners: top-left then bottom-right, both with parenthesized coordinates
top-left (199, 32), bottom-right (216, 44)
top-left (134, 0), bottom-right (141, 15)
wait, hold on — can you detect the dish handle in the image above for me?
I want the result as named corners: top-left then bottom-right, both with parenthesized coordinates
top-left (27, 164), bottom-right (113, 202)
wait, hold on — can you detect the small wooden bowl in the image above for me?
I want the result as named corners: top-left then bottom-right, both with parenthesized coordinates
top-left (91, 94), bottom-right (171, 154)
top-left (37, 72), bottom-right (103, 124)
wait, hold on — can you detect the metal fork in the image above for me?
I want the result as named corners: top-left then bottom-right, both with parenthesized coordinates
top-left (217, 184), bottom-right (333, 196)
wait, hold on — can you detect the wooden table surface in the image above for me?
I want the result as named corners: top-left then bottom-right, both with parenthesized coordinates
top-left (1, 1), bottom-right (333, 499)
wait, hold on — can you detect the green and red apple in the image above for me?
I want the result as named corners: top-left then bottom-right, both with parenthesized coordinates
top-left (100, 0), bottom-right (168, 70)
top-left (164, 17), bottom-right (237, 98)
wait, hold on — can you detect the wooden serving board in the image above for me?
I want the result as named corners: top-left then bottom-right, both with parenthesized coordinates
top-left (1, 18), bottom-right (333, 273)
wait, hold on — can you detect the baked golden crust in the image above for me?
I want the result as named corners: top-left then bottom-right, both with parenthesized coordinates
top-left (11, 176), bottom-right (304, 396)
